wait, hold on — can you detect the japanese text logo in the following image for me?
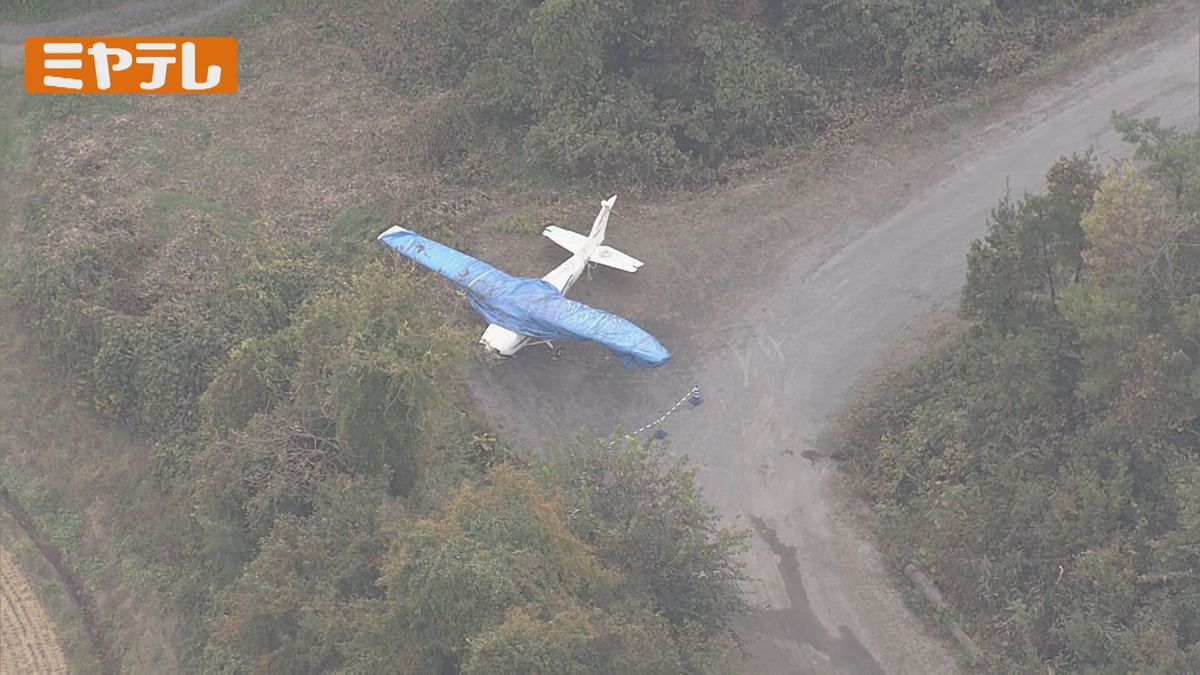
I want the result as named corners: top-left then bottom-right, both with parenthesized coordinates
top-left (24, 37), bottom-right (237, 94)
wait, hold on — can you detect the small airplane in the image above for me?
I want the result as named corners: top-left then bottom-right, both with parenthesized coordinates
top-left (377, 195), bottom-right (670, 367)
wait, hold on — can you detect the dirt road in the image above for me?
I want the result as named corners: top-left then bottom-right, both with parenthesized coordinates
top-left (469, 5), bottom-right (1200, 673)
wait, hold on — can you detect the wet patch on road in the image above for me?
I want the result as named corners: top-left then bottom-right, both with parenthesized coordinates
top-left (800, 449), bottom-right (828, 467)
top-left (746, 514), bottom-right (886, 675)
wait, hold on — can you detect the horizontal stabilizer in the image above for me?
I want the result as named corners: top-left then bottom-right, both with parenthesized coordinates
top-left (542, 225), bottom-right (587, 254)
top-left (542, 225), bottom-right (643, 273)
top-left (590, 245), bottom-right (643, 272)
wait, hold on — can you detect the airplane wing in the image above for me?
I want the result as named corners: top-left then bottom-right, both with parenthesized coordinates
top-left (529, 295), bottom-right (670, 367)
top-left (378, 225), bottom-right (554, 335)
top-left (377, 225), bottom-right (500, 291)
top-left (378, 225), bottom-right (669, 367)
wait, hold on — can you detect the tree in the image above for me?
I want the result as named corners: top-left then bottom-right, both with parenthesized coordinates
top-left (210, 476), bottom-right (392, 674)
top-left (462, 605), bottom-right (682, 675)
top-left (344, 464), bottom-right (690, 673)
top-left (844, 117), bottom-right (1200, 671)
top-left (961, 153), bottom-right (1101, 331)
top-left (1112, 113), bottom-right (1200, 205)
top-left (546, 439), bottom-right (749, 638)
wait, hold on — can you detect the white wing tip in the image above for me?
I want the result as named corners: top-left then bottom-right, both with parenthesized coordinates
top-left (377, 225), bottom-right (409, 239)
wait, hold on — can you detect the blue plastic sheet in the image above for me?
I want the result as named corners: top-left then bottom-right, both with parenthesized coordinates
top-left (378, 227), bottom-right (670, 368)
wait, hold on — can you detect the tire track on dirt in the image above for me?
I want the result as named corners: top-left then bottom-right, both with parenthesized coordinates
top-left (0, 487), bottom-right (117, 674)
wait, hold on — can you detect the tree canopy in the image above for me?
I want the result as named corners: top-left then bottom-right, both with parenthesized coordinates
top-left (844, 116), bottom-right (1200, 672)
top-left (331, 0), bottom-right (1151, 184)
top-left (209, 450), bottom-right (745, 674)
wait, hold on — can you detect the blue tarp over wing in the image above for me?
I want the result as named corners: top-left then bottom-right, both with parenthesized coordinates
top-left (377, 227), bottom-right (670, 368)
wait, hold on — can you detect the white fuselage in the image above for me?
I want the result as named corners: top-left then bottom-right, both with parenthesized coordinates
top-left (479, 245), bottom-right (595, 356)
top-left (479, 198), bottom-right (613, 356)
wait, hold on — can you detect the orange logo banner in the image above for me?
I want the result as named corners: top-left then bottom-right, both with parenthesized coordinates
top-left (24, 37), bottom-right (237, 94)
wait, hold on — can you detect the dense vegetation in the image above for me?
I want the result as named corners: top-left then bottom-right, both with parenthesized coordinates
top-left (843, 116), bottom-right (1200, 672)
top-left (332, 0), bottom-right (1151, 184)
top-left (8, 113), bottom-right (747, 674)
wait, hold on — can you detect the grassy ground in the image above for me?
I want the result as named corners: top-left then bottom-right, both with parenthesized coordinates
top-left (0, 71), bottom-right (17, 165)
top-left (0, 292), bottom-right (188, 671)
top-left (0, 68), bottom-right (18, 281)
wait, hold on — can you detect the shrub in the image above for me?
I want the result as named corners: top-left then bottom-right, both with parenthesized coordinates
top-left (843, 120), bottom-right (1200, 670)
top-left (328, 0), bottom-right (1152, 184)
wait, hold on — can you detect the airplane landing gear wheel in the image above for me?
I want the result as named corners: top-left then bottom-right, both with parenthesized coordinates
top-left (552, 346), bottom-right (564, 360)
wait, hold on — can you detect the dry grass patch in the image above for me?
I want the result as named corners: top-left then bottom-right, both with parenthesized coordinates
top-left (0, 544), bottom-right (68, 675)
top-left (22, 12), bottom-right (578, 313)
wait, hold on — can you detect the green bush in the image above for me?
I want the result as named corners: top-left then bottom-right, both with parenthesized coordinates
top-left (849, 0), bottom-right (995, 85)
top-left (329, 0), bottom-right (1152, 184)
top-left (200, 336), bottom-right (296, 433)
top-left (16, 225), bottom-right (329, 433)
top-left (132, 310), bottom-right (233, 432)
top-left (844, 120), bottom-right (1200, 671)
top-left (545, 439), bottom-right (749, 639)
top-left (696, 20), bottom-right (820, 153)
top-left (523, 78), bottom-right (692, 183)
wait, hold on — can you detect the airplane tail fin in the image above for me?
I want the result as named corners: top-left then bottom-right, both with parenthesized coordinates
top-left (542, 195), bottom-right (643, 273)
top-left (588, 195), bottom-right (617, 243)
